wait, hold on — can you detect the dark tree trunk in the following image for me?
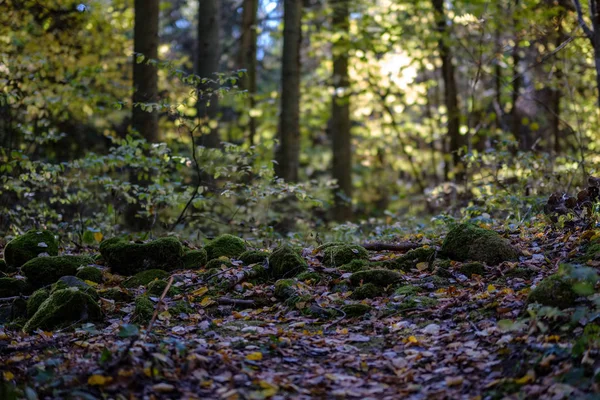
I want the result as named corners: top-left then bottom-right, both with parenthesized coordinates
top-left (331, 0), bottom-right (352, 221)
top-left (239, 0), bottom-right (259, 145)
top-left (512, 0), bottom-right (525, 150)
top-left (197, 0), bottom-right (221, 148)
top-left (275, 0), bottom-right (302, 182)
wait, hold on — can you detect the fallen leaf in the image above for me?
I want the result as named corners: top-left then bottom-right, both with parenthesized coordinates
top-left (246, 352), bottom-right (263, 361)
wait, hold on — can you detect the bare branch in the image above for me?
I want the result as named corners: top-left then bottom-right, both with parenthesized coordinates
top-left (573, 0), bottom-right (594, 40)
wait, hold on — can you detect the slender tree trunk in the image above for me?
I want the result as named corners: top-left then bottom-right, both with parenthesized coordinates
top-left (197, 0), bottom-right (221, 148)
top-left (511, 0), bottom-right (525, 150)
top-left (551, 10), bottom-right (565, 154)
top-left (239, 0), bottom-right (259, 145)
top-left (331, 0), bottom-right (352, 221)
top-left (432, 0), bottom-right (463, 182)
top-left (275, 0), bottom-right (302, 182)
top-left (132, 0), bottom-right (159, 142)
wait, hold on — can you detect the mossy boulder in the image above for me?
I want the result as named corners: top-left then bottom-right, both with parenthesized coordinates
top-left (21, 255), bottom-right (93, 289)
top-left (23, 288), bottom-right (102, 332)
top-left (51, 276), bottom-right (98, 300)
top-left (339, 259), bottom-right (368, 273)
top-left (351, 283), bottom-right (382, 300)
top-left (459, 262), bottom-right (486, 278)
top-left (122, 269), bottom-right (169, 288)
top-left (99, 237), bottom-right (184, 275)
top-left (322, 244), bottom-right (369, 267)
top-left (132, 296), bottom-right (154, 324)
top-left (349, 269), bottom-right (402, 287)
top-left (274, 278), bottom-right (297, 299)
top-left (391, 247), bottom-right (436, 271)
top-left (267, 245), bottom-right (308, 280)
top-left (4, 229), bottom-right (59, 268)
top-left (0, 277), bottom-right (30, 297)
top-left (295, 271), bottom-right (322, 283)
top-left (341, 304), bottom-right (371, 317)
top-left (147, 279), bottom-right (181, 297)
top-left (98, 287), bottom-right (132, 302)
top-left (238, 250), bottom-right (269, 265)
top-left (441, 224), bottom-right (519, 265)
top-left (27, 289), bottom-right (49, 317)
top-left (205, 257), bottom-right (234, 270)
top-left (182, 249), bottom-right (208, 269)
top-left (76, 266), bottom-right (103, 283)
top-left (205, 234), bottom-right (246, 260)
top-left (505, 267), bottom-right (535, 279)
top-left (528, 274), bottom-right (578, 309)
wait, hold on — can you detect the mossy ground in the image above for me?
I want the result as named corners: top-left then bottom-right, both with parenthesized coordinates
top-left (122, 269), bottom-right (169, 288)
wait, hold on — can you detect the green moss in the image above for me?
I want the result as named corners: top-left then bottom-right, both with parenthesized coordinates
top-left (351, 283), bottom-right (382, 300)
top-left (27, 289), bottom-right (49, 317)
top-left (505, 267), bottom-right (535, 279)
top-left (0, 277), bottom-right (30, 297)
top-left (98, 287), bottom-right (132, 302)
top-left (267, 245), bottom-right (308, 280)
top-left (147, 279), bottom-right (181, 297)
top-left (132, 296), bottom-right (154, 324)
top-left (460, 262), bottom-right (486, 278)
top-left (432, 259), bottom-right (453, 277)
top-left (441, 223), bottom-right (519, 265)
top-left (583, 242), bottom-right (600, 261)
top-left (170, 301), bottom-right (194, 315)
top-left (295, 271), bottom-right (321, 283)
top-left (23, 288), bottom-right (102, 332)
top-left (349, 269), bottom-right (402, 287)
top-left (205, 234), bottom-right (246, 260)
top-left (99, 236), bottom-right (184, 275)
top-left (528, 274), bottom-right (578, 309)
top-left (238, 250), bottom-right (269, 265)
top-left (75, 266), bottom-right (103, 283)
top-left (4, 229), bottom-right (59, 268)
top-left (394, 285), bottom-right (421, 296)
top-left (341, 304), bottom-right (371, 317)
top-left (122, 269), bottom-right (169, 288)
top-left (396, 295), bottom-right (438, 310)
top-left (391, 247), bottom-right (436, 271)
top-left (51, 276), bottom-right (98, 300)
top-left (182, 249), bottom-right (208, 269)
top-left (205, 257), bottom-right (234, 270)
top-left (339, 259), bottom-right (368, 273)
top-left (316, 242), bottom-right (347, 251)
top-left (21, 255), bottom-right (93, 289)
top-left (322, 244), bottom-right (369, 267)
top-left (274, 279), bottom-right (297, 299)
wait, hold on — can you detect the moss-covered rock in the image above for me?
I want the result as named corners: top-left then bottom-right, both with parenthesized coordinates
top-left (315, 242), bottom-right (347, 252)
top-left (23, 288), bottom-right (102, 332)
top-left (205, 234), bottom-right (246, 260)
top-left (339, 259), bottom-right (368, 273)
top-left (432, 259), bottom-right (453, 277)
top-left (0, 277), bottom-right (30, 297)
top-left (98, 287), bottom-right (132, 302)
top-left (441, 223), bottom-right (519, 265)
top-left (274, 278), bottom-right (297, 299)
top-left (322, 244), bottom-right (369, 267)
top-left (132, 296), bottom-right (154, 324)
top-left (27, 288), bottom-right (49, 317)
top-left (349, 269), bottom-right (402, 287)
top-left (351, 283), bottom-right (382, 300)
top-left (295, 271), bottom-right (322, 283)
top-left (395, 295), bottom-right (438, 310)
top-left (342, 304), bottom-right (371, 317)
top-left (390, 247), bottom-right (436, 271)
top-left (394, 285), bottom-right (421, 296)
top-left (21, 255), bottom-right (93, 289)
top-left (505, 267), bottom-right (535, 279)
top-left (205, 257), bottom-right (234, 270)
top-left (528, 274), bottom-right (578, 309)
top-left (122, 269), bottom-right (169, 288)
top-left (4, 229), bottom-right (59, 268)
top-left (51, 276), bottom-right (98, 300)
top-left (238, 250), bottom-right (269, 265)
top-left (76, 266), bottom-right (103, 283)
top-left (459, 262), bottom-right (486, 278)
top-left (99, 237), bottom-right (184, 275)
top-left (267, 245), bottom-right (308, 280)
top-left (182, 249), bottom-right (208, 269)
top-left (146, 279), bottom-right (181, 297)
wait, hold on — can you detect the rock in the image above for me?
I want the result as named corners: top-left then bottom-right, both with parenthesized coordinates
top-left (390, 247), bottom-right (436, 271)
top-left (349, 269), bottom-right (402, 287)
top-left (75, 266), bottom-right (103, 283)
top-left (205, 234), bottom-right (246, 260)
top-left (99, 237), bottom-right (184, 275)
top-left (322, 244), bottom-right (369, 267)
top-left (351, 283), bottom-right (382, 300)
top-left (459, 262), bottom-right (486, 278)
top-left (505, 267), bottom-right (535, 279)
top-left (422, 323), bottom-right (440, 335)
top-left (122, 269), bottom-right (169, 288)
top-left (528, 274), bottom-right (578, 309)
top-left (27, 289), bottom-right (49, 317)
top-left (21, 255), bottom-right (94, 289)
top-left (267, 245), bottom-right (308, 280)
top-left (98, 287), bottom-right (132, 302)
top-left (341, 304), bottom-right (371, 317)
top-left (0, 277), bottom-right (30, 297)
top-left (441, 223), bottom-right (519, 265)
top-left (23, 288), bottom-right (102, 332)
top-left (295, 271), bottom-right (321, 283)
top-left (238, 250), bottom-right (269, 265)
top-left (339, 259), bottom-right (368, 272)
top-left (4, 229), bottom-right (59, 268)
top-left (132, 296), bottom-right (154, 324)
top-left (147, 279), bottom-right (180, 297)
top-left (182, 249), bottom-right (208, 269)
top-left (205, 257), bottom-right (234, 270)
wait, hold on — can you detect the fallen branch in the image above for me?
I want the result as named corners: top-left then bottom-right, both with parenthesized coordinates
top-left (144, 276), bottom-right (174, 338)
top-left (361, 242), bottom-right (421, 252)
top-left (217, 297), bottom-right (255, 307)
top-left (0, 295), bottom-right (29, 303)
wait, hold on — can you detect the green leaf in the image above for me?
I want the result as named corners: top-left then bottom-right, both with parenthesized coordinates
top-left (118, 324), bottom-right (139, 338)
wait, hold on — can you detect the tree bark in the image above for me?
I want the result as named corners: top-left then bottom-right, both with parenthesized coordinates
top-left (239, 0), bottom-right (259, 145)
top-left (132, 0), bottom-right (159, 143)
top-left (197, 0), bottom-right (221, 148)
top-left (275, 0), bottom-right (302, 182)
top-left (432, 0), bottom-right (464, 182)
top-left (331, 0), bottom-right (352, 221)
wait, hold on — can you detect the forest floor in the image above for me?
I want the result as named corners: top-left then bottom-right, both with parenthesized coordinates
top-left (1, 223), bottom-right (599, 400)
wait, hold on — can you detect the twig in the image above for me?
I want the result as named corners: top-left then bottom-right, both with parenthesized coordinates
top-left (0, 295), bottom-right (29, 303)
top-left (217, 297), bottom-right (255, 307)
top-left (143, 276), bottom-right (174, 338)
top-left (361, 242), bottom-right (420, 252)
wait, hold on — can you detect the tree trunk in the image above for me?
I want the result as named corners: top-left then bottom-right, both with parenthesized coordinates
top-left (331, 0), bottom-right (352, 221)
top-left (275, 0), bottom-right (302, 182)
top-left (132, 0), bottom-right (159, 142)
top-left (432, 0), bottom-right (463, 182)
top-left (197, 0), bottom-right (221, 148)
top-left (512, 0), bottom-right (525, 150)
top-left (239, 0), bottom-right (259, 145)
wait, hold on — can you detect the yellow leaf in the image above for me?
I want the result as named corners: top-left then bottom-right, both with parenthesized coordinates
top-left (246, 352), bottom-right (263, 361)
top-left (445, 376), bottom-right (464, 386)
top-left (200, 297), bottom-right (216, 307)
top-left (94, 232), bottom-right (103, 242)
top-left (84, 280), bottom-right (98, 287)
top-left (514, 371), bottom-right (535, 385)
top-left (408, 336), bottom-right (419, 344)
top-left (192, 286), bottom-right (209, 297)
top-left (487, 284), bottom-right (496, 293)
top-left (416, 262), bottom-right (429, 271)
top-left (88, 374), bottom-right (113, 386)
top-left (3, 371), bottom-right (14, 380)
